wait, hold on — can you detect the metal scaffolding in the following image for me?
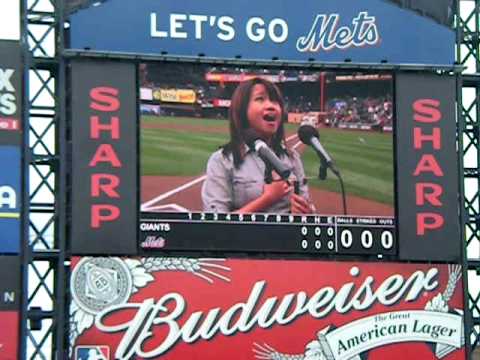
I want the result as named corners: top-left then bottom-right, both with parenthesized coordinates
top-left (23, 0), bottom-right (67, 358)
top-left (21, 0), bottom-right (480, 358)
top-left (457, 1), bottom-right (480, 357)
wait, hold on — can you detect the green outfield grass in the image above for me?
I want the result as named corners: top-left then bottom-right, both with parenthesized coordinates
top-left (141, 115), bottom-right (394, 205)
top-left (142, 115), bottom-right (229, 176)
top-left (301, 129), bottom-right (393, 205)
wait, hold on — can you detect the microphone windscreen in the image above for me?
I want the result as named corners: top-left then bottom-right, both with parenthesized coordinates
top-left (243, 128), bottom-right (261, 148)
top-left (297, 124), bottom-right (319, 145)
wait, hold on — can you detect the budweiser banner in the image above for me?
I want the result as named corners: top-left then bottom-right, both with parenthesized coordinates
top-left (69, 258), bottom-right (465, 360)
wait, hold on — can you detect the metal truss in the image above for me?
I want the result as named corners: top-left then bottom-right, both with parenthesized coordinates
top-left (458, 0), bottom-right (480, 358)
top-left (20, 0), bottom-right (479, 359)
top-left (23, 0), bottom-right (67, 358)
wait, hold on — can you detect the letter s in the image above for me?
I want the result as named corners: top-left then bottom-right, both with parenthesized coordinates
top-left (0, 93), bottom-right (17, 115)
top-left (413, 99), bottom-right (441, 123)
top-left (217, 16), bottom-right (235, 41)
top-left (90, 87), bottom-right (120, 112)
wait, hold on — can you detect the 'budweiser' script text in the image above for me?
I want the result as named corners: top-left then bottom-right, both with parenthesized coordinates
top-left (95, 266), bottom-right (439, 359)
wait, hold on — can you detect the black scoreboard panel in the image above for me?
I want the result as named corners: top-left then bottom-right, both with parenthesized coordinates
top-left (140, 213), bottom-right (396, 255)
top-left (70, 60), bottom-right (461, 262)
top-left (0, 256), bottom-right (20, 310)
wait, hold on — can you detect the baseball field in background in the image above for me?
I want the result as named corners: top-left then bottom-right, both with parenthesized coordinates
top-left (140, 115), bottom-right (394, 215)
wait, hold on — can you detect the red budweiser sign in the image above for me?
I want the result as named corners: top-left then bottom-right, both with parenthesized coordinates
top-left (69, 258), bottom-right (465, 360)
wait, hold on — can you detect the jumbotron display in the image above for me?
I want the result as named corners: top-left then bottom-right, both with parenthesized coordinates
top-left (139, 63), bottom-right (395, 255)
top-left (70, 60), bottom-right (460, 261)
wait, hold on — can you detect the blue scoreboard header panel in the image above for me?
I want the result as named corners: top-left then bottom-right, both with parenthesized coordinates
top-left (68, 0), bottom-right (455, 66)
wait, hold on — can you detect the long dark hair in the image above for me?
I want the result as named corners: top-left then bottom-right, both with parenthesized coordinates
top-left (222, 77), bottom-right (288, 167)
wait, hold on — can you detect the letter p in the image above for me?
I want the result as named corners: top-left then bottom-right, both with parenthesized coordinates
top-left (91, 204), bottom-right (120, 228)
top-left (417, 213), bottom-right (444, 235)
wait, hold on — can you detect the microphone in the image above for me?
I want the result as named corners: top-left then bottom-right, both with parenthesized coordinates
top-left (298, 121), bottom-right (347, 214)
top-left (297, 122), bottom-right (338, 175)
top-left (244, 129), bottom-right (291, 180)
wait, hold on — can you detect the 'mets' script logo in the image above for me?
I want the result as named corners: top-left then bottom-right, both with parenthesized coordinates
top-left (296, 11), bottom-right (380, 52)
top-left (0, 68), bottom-right (17, 116)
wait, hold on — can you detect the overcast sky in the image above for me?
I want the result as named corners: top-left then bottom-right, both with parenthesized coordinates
top-left (0, 1), bottom-right (20, 40)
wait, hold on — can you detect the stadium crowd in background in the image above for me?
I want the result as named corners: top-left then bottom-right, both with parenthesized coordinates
top-left (140, 64), bottom-right (393, 130)
top-left (326, 95), bottom-right (393, 128)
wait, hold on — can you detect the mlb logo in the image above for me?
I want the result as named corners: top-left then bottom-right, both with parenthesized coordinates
top-left (75, 345), bottom-right (110, 360)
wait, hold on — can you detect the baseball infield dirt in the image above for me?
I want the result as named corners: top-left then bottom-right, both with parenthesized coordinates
top-left (141, 175), bottom-right (394, 216)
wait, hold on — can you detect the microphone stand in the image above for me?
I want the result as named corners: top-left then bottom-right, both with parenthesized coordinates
top-left (264, 162), bottom-right (273, 184)
top-left (318, 158), bottom-right (327, 181)
top-left (318, 161), bottom-right (348, 215)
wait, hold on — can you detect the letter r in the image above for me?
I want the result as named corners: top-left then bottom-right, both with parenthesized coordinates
top-left (91, 174), bottom-right (120, 198)
top-left (416, 183), bottom-right (442, 206)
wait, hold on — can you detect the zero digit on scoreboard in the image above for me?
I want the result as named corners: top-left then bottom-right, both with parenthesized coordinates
top-left (361, 230), bottom-right (373, 249)
top-left (327, 227), bottom-right (334, 236)
top-left (381, 230), bottom-right (394, 249)
top-left (301, 226), bottom-right (308, 236)
top-left (340, 229), bottom-right (353, 248)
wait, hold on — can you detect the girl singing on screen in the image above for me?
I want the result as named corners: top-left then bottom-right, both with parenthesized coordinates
top-left (201, 77), bottom-right (313, 214)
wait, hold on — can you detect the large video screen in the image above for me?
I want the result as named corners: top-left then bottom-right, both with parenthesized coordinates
top-left (139, 63), bottom-right (395, 255)
top-left (70, 59), bottom-right (460, 260)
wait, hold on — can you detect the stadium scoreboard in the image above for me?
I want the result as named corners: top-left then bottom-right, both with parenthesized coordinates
top-left (140, 213), bottom-right (396, 255)
top-left (69, 64), bottom-right (459, 261)
top-left (62, 0), bottom-right (466, 359)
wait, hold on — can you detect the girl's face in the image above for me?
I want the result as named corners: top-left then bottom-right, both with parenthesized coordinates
top-left (246, 84), bottom-right (282, 141)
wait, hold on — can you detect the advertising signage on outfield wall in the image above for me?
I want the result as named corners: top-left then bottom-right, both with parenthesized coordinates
top-left (0, 41), bottom-right (22, 141)
top-left (396, 73), bottom-right (460, 260)
top-left (0, 146), bottom-right (21, 253)
top-left (0, 41), bottom-right (22, 254)
top-left (70, 60), bottom-right (137, 254)
top-left (70, 59), bottom-right (461, 261)
top-left (66, 0), bottom-right (455, 66)
top-left (0, 312), bottom-right (19, 359)
top-left (0, 256), bottom-right (20, 359)
top-left (69, 258), bottom-right (465, 360)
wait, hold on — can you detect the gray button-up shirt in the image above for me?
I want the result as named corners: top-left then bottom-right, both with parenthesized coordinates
top-left (202, 148), bottom-right (309, 213)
